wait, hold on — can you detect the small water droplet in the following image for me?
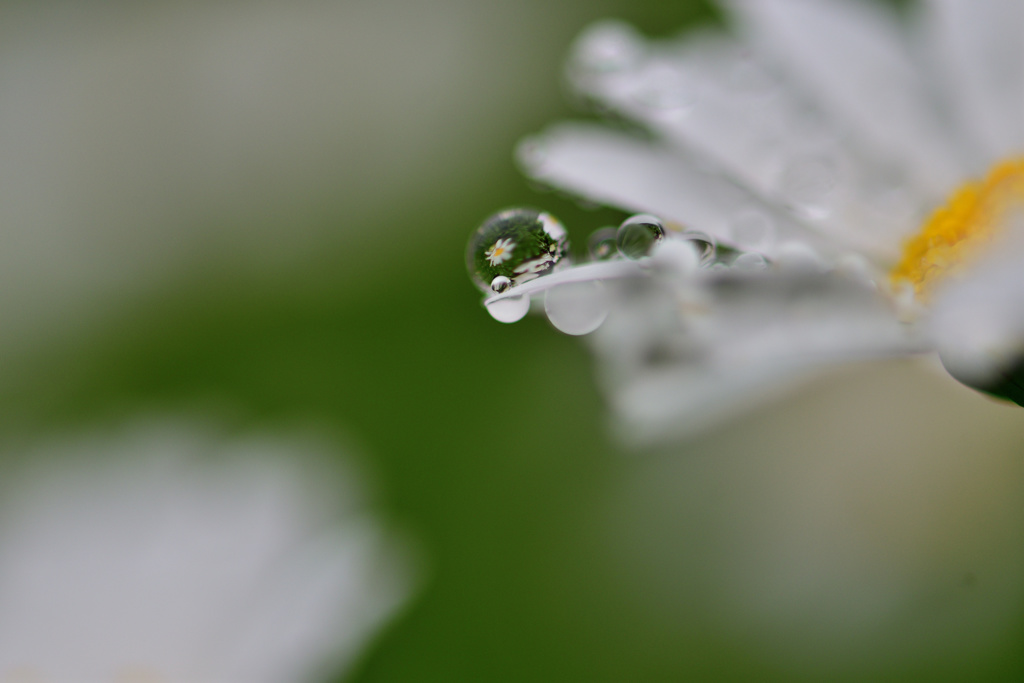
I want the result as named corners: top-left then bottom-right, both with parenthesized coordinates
top-left (466, 207), bottom-right (570, 293)
top-left (486, 295), bottom-right (531, 324)
top-left (544, 281), bottom-right (608, 336)
top-left (778, 155), bottom-right (838, 219)
top-left (732, 252), bottom-right (768, 271)
top-left (729, 209), bottom-right (776, 251)
top-left (679, 230), bottom-right (716, 264)
top-left (616, 214), bottom-right (665, 259)
top-left (587, 227), bottom-right (619, 261)
top-left (775, 242), bottom-right (828, 273)
top-left (490, 275), bottom-right (512, 293)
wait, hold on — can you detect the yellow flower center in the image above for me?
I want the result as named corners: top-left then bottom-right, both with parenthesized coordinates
top-left (891, 158), bottom-right (1024, 297)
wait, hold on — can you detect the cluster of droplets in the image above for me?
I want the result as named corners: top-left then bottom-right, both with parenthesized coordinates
top-left (467, 207), bottom-right (770, 335)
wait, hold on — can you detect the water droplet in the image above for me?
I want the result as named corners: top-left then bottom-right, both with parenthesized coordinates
top-left (587, 227), bottom-right (619, 261)
top-left (490, 275), bottom-right (512, 293)
top-left (466, 208), bottom-right (570, 293)
top-left (732, 252), bottom-right (768, 271)
top-left (775, 242), bottom-right (828, 273)
top-left (778, 155), bottom-right (838, 219)
top-left (616, 214), bottom-right (665, 259)
top-left (650, 239), bottom-right (700, 276)
top-left (679, 230), bottom-right (716, 264)
top-left (729, 209), bottom-right (776, 251)
top-left (486, 295), bottom-right (531, 324)
top-left (544, 281), bottom-right (608, 336)
top-left (571, 20), bottom-right (643, 75)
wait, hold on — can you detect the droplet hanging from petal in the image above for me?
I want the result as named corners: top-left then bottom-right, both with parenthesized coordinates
top-left (466, 208), bottom-right (570, 294)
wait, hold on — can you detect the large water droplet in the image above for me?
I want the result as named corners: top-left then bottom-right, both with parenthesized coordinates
top-left (486, 295), bottom-right (531, 324)
top-left (466, 208), bottom-right (570, 293)
top-left (778, 155), bottom-right (838, 219)
top-left (544, 281), bottom-right (608, 336)
top-left (616, 214), bottom-right (665, 259)
top-left (587, 227), bottom-right (619, 261)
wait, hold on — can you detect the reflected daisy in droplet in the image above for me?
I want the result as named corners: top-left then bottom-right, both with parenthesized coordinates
top-left (0, 419), bottom-right (415, 682)
top-left (467, 0), bottom-right (1024, 442)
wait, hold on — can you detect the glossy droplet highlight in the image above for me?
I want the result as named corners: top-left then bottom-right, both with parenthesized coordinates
top-left (616, 214), bottom-right (665, 259)
top-left (544, 281), bottom-right (608, 336)
top-left (587, 227), bottom-right (619, 261)
top-left (466, 208), bottom-right (569, 293)
top-left (486, 295), bottom-right (531, 324)
top-left (490, 276), bottom-right (512, 293)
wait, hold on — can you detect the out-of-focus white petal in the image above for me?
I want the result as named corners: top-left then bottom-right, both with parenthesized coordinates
top-left (520, 123), bottom-right (837, 258)
top-left (0, 420), bottom-right (414, 683)
top-left (916, 0), bottom-right (1024, 168)
top-left (593, 272), bottom-right (923, 444)
top-left (725, 0), bottom-right (964, 199)
top-left (930, 222), bottom-right (1024, 385)
top-left (567, 25), bottom-right (925, 258)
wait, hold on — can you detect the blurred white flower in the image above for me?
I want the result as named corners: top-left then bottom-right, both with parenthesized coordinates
top-left (0, 419), bottom-right (414, 683)
top-left (480, 0), bottom-right (1024, 442)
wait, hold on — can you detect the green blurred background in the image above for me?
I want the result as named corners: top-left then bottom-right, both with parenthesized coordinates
top-left (1, 0), bottom-right (1024, 680)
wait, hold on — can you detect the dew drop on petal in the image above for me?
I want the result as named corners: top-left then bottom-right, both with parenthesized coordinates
top-left (679, 230), bottom-right (716, 264)
top-left (491, 276), bottom-right (512, 293)
top-left (587, 227), bottom-right (619, 261)
top-left (544, 281), bottom-right (608, 336)
top-left (486, 295), bottom-right (531, 324)
top-left (616, 214), bottom-right (665, 259)
top-left (729, 209), bottom-right (776, 252)
top-left (466, 207), bottom-right (570, 293)
top-left (732, 252), bottom-right (768, 271)
top-left (774, 242), bottom-right (829, 273)
top-left (650, 238), bottom-right (701, 276)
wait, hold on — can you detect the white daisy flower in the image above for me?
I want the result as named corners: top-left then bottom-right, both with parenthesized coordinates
top-left (475, 0), bottom-right (1024, 443)
top-left (0, 419), bottom-right (414, 683)
top-left (485, 237), bottom-right (516, 266)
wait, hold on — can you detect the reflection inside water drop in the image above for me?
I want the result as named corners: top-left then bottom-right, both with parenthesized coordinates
top-left (617, 214), bottom-right (665, 259)
top-left (680, 231), bottom-right (716, 264)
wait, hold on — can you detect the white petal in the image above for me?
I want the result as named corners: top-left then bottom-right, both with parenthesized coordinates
top-left (567, 26), bottom-right (925, 257)
top-left (930, 230), bottom-right (1024, 385)
top-left (521, 123), bottom-right (839, 259)
top-left (0, 421), bottom-right (413, 682)
top-left (592, 271), bottom-right (923, 444)
top-left (916, 0), bottom-right (1024, 167)
top-left (725, 0), bottom-right (965, 198)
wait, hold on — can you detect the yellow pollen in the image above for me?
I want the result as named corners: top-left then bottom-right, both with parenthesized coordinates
top-left (891, 158), bottom-right (1024, 297)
